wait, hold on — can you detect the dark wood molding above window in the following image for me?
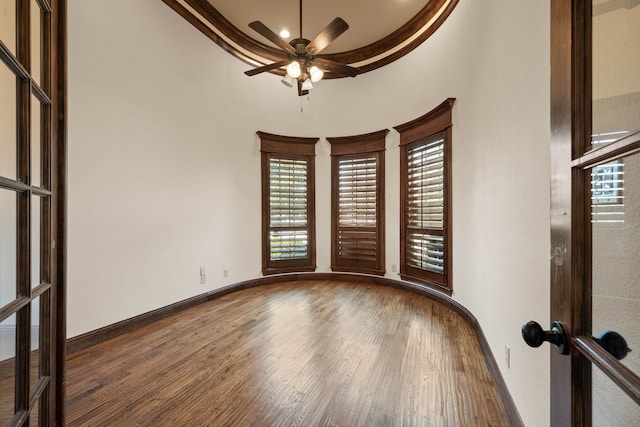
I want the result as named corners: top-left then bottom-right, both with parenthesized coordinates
top-left (394, 98), bottom-right (456, 144)
top-left (327, 130), bottom-right (387, 156)
top-left (395, 98), bottom-right (455, 295)
top-left (328, 130), bottom-right (387, 275)
top-left (259, 132), bottom-right (318, 275)
top-left (161, 0), bottom-right (460, 78)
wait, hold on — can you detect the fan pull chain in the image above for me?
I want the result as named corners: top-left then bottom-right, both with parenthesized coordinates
top-left (300, 93), bottom-right (311, 113)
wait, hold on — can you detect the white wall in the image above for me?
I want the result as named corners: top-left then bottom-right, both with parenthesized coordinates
top-left (68, 0), bottom-right (550, 425)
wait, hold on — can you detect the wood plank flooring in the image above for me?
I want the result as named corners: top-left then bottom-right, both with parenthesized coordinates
top-left (63, 280), bottom-right (508, 426)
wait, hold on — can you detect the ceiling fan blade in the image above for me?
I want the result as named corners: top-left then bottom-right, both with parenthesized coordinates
top-left (244, 60), bottom-right (289, 77)
top-left (297, 79), bottom-right (309, 97)
top-left (306, 18), bottom-right (349, 55)
top-left (248, 21), bottom-right (295, 54)
top-left (313, 58), bottom-right (360, 78)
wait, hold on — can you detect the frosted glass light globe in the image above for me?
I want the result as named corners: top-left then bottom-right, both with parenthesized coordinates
top-left (309, 65), bottom-right (324, 83)
top-left (286, 61), bottom-right (301, 79)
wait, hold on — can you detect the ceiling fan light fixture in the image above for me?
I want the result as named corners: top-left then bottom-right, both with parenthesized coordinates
top-left (301, 78), bottom-right (313, 91)
top-left (286, 61), bottom-right (302, 79)
top-left (309, 65), bottom-right (324, 83)
top-left (281, 75), bottom-right (294, 87)
top-left (245, 3), bottom-right (359, 96)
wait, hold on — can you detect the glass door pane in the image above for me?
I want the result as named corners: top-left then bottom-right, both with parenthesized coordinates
top-left (593, 367), bottom-right (640, 426)
top-left (31, 196), bottom-right (41, 290)
top-left (591, 148), bottom-right (640, 427)
top-left (30, 296), bottom-right (40, 393)
top-left (31, 94), bottom-right (42, 188)
top-left (0, 314), bottom-right (16, 425)
top-left (591, 150), bottom-right (640, 375)
top-left (591, 0), bottom-right (640, 148)
top-left (0, 189), bottom-right (17, 308)
top-left (0, 0), bottom-right (16, 55)
top-left (30, 0), bottom-right (42, 86)
top-left (0, 63), bottom-right (17, 181)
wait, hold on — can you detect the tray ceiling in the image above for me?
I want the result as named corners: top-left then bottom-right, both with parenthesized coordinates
top-left (162, 0), bottom-right (459, 78)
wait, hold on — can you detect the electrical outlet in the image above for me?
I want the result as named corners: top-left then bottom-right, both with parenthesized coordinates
top-left (504, 344), bottom-right (511, 369)
top-left (223, 269), bottom-right (229, 278)
top-left (200, 267), bottom-right (206, 285)
top-left (391, 264), bottom-right (397, 273)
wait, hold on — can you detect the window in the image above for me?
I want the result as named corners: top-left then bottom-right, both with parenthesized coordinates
top-left (395, 99), bottom-right (455, 294)
top-left (328, 131), bottom-right (387, 275)
top-left (590, 132), bottom-right (628, 224)
top-left (259, 132), bottom-right (318, 275)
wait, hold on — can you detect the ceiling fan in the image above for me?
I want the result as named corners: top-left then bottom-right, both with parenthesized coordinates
top-left (244, 0), bottom-right (360, 96)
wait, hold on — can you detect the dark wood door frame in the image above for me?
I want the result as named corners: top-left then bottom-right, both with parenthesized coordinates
top-left (52, 0), bottom-right (68, 424)
top-left (551, 1), bottom-right (640, 425)
top-left (550, 1), bottom-right (584, 424)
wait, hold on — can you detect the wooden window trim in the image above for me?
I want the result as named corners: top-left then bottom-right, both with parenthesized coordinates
top-left (328, 130), bottom-right (387, 275)
top-left (259, 132), bottom-right (318, 275)
top-left (394, 98), bottom-right (455, 295)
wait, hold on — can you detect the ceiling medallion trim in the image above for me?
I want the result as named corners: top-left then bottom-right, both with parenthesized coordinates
top-left (162, 0), bottom-right (459, 78)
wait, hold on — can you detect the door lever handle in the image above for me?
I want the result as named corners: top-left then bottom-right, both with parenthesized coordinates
top-left (522, 321), bottom-right (570, 355)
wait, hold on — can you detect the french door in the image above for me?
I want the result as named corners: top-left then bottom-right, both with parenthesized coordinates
top-left (544, 0), bottom-right (640, 425)
top-left (0, 0), bottom-right (66, 425)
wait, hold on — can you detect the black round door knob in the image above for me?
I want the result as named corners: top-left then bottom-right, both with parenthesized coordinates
top-left (522, 321), bottom-right (545, 347)
top-left (522, 320), bottom-right (570, 355)
top-left (595, 330), bottom-right (632, 361)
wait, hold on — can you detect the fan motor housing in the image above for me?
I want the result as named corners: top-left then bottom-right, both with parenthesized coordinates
top-left (290, 38), bottom-right (311, 54)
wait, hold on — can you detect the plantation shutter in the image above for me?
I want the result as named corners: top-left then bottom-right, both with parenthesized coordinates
top-left (328, 130), bottom-right (387, 275)
top-left (269, 158), bottom-right (309, 260)
top-left (337, 156), bottom-right (378, 264)
top-left (406, 137), bottom-right (445, 274)
top-left (259, 132), bottom-right (318, 275)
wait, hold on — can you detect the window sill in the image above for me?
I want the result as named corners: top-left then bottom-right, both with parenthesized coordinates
top-left (262, 266), bottom-right (317, 276)
top-left (331, 266), bottom-right (385, 276)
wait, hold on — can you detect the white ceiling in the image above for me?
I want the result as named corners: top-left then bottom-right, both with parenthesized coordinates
top-left (207, 0), bottom-right (430, 54)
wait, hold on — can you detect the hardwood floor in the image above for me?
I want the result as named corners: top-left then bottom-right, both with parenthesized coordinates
top-left (61, 280), bottom-right (508, 426)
